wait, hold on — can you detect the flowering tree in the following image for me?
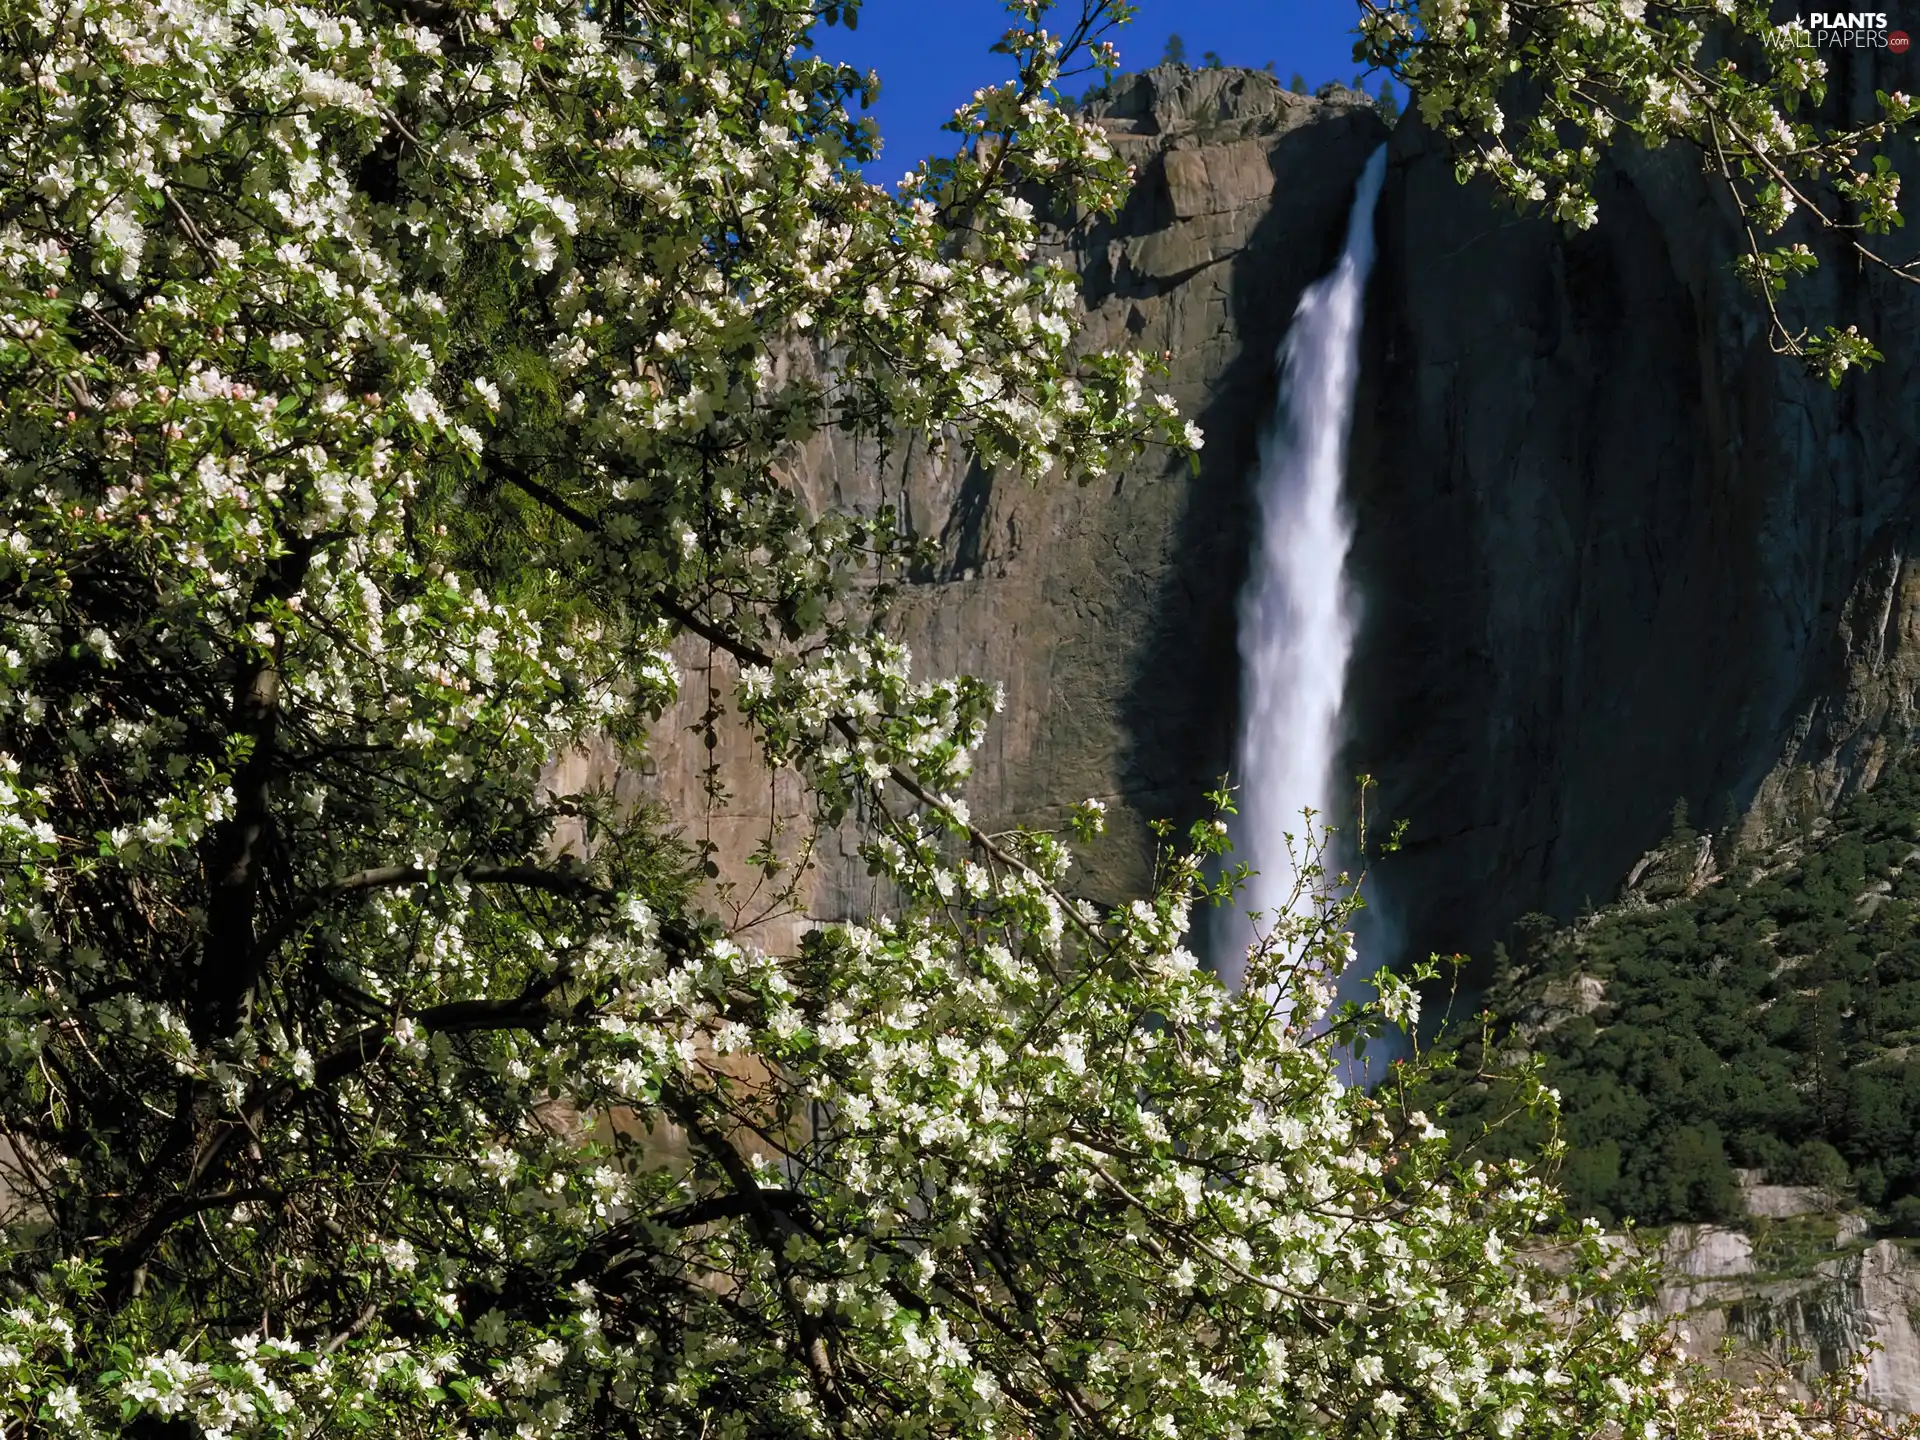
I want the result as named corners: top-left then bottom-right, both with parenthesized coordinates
top-left (0, 0), bottom-right (1909, 1436)
top-left (1360, 0), bottom-right (1918, 384)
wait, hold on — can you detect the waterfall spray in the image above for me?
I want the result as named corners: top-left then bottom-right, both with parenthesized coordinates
top-left (1221, 145), bottom-right (1388, 993)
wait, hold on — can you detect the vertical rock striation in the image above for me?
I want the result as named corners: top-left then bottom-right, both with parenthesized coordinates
top-left (1653, 1226), bottom-right (1920, 1414)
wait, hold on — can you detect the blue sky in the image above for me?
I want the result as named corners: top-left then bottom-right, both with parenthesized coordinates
top-left (811, 1), bottom-right (1383, 185)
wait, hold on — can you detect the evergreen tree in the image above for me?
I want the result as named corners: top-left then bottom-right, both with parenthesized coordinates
top-left (1418, 752), bottom-right (1920, 1239)
top-left (1161, 31), bottom-right (1187, 66)
top-left (1376, 78), bottom-right (1401, 124)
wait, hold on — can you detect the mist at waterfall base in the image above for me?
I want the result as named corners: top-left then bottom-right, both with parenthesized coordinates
top-left (1213, 146), bottom-right (1403, 1070)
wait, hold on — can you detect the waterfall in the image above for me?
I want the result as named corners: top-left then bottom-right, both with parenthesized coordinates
top-left (1221, 145), bottom-right (1388, 993)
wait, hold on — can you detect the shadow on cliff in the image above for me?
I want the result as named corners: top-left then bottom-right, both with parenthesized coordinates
top-left (1342, 49), bottom-right (1920, 1000)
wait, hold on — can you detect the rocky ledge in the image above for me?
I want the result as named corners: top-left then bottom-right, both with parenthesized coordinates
top-left (1658, 1219), bottom-right (1920, 1413)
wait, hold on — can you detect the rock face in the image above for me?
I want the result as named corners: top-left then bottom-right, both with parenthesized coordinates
top-left (1654, 1187), bottom-right (1920, 1413)
top-left (1664, 1223), bottom-right (1757, 1282)
top-left (1347, 48), bottom-right (1920, 965)
top-left (1654, 1227), bottom-right (1920, 1415)
top-left (837, 51), bottom-right (1920, 974)
top-left (620, 68), bottom-right (1394, 932)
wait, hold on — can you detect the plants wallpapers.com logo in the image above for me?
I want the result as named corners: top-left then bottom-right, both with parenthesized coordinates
top-left (1804, 11), bottom-right (1913, 48)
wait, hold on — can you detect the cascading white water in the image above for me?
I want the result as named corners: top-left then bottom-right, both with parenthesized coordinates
top-left (1221, 145), bottom-right (1388, 992)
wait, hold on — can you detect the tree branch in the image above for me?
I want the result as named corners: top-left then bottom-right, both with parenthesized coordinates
top-left (195, 535), bottom-right (321, 1044)
top-left (257, 856), bottom-right (680, 968)
top-left (660, 1090), bottom-right (849, 1423)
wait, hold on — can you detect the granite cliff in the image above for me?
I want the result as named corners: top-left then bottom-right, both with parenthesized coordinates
top-left (1349, 48), bottom-right (1920, 972)
top-left (1657, 1215), bottom-right (1920, 1414)
top-left (871, 54), bottom-right (1920, 973)
top-left (609, 67), bottom-right (1394, 944)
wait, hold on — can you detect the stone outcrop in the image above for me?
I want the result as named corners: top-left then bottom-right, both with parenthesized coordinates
top-left (1744, 1185), bottom-right (1835, 1222)
top-left (1664, 1223), bottom-right (1757, 1281)
top-left (1653, 1226), bottom-right (1920, 1414)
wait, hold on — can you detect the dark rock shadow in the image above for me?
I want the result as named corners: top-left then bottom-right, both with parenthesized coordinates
top-left (1343, 48), bottom-right (1920, 1000)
